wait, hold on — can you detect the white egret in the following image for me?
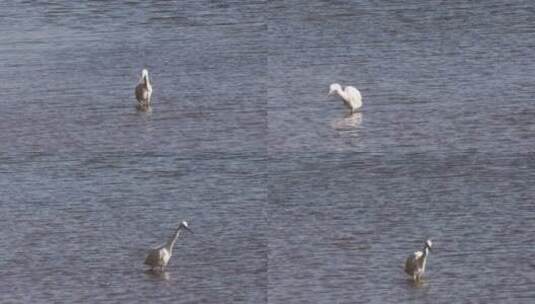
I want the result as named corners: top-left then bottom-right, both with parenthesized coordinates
top-left (144, 221), bottom-right (192, 271)
top-left (328, 83), bottom-right (362, 112)
top-left (405, 239), bottom-right (433, 281)
top-left (135, 69), bottom-right (153, 110)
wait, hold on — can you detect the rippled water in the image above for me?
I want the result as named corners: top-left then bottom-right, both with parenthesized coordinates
top-left (1, 1), bottom-right (266, 303)
top-left (268, 1), bottom-right (535, 303)
top-left (1, 0), bottom-right (535, 303)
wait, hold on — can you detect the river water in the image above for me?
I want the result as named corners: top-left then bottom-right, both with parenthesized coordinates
top-left (1, 1), bottom-right (534, 303)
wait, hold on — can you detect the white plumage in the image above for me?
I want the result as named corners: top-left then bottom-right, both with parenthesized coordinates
top-left (405, 239), bottom-right (433, 281)
top-left (328, 83), bottom-right (362, 112)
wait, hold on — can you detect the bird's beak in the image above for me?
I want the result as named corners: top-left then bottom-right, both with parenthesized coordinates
top-left (183, 226), bottom-right (193, 234)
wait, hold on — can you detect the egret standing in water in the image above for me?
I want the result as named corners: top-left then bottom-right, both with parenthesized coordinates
top-left (135, 69), bottom-right (153, 110)
top-left (328, 83), bottom-right (362, 112)
top-left (405, 239), bottom-right (433, 281)
top-left (144, 221), bottom-right (192, 272)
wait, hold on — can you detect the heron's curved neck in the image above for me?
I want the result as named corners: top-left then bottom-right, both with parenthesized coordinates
top-left (143, 75), bottom-right (150, 87)
top-left (420, 247), bottom-right (430, 272)
top-left (166, 228), bottom-right (181, 254)
top-left (336, 87), bottom-right (348, 100)
top-left (422, 246), bottom-right (429, 258)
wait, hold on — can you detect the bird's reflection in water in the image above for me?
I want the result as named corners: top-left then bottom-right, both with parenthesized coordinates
top-left (330, 112), bottom-right (362, 130)
top-left (144, 269), bottom-right (170, 281)
top-left (136, 104), bottom-right (153, 113)
top-left (408, 278), bottom-right (427, 288)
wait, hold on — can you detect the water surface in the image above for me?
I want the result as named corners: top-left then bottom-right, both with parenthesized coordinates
top-left (1, 1), bottom-right (267, 303)
top-left (1, 0), bottom-right (535, 303)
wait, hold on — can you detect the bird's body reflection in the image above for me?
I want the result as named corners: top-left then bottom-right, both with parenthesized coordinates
top-left (331, 112), bottom-right (362, 130)
top-left (145, 269), bottom-right (170, 281)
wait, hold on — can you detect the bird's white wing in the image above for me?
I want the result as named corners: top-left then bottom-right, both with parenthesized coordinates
top-left (343, 86), bottom-right (362, 110)
top-left (345, 86), bottom-right (361, 100)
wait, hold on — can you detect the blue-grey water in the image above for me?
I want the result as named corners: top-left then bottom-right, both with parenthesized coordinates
top-left (1, 0), bottom-right (535, 303)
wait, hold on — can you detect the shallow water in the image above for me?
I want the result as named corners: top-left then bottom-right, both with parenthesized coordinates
top-left (1, 0), bottom-right (535, 303)
top-left (0, 1), bottom-right (266, 303)
top-left (267, 1), bottom-right (535, 303)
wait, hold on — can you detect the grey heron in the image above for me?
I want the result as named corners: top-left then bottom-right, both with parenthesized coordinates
top-left (135, 69), bottom-right (153, 110)
top-left (144, 221), bottom-right (192, 271)
top-left (405, 239), bottom-right (433, 281)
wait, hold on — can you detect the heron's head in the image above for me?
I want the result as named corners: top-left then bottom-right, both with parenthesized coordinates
top-left (180, 221), bottom-right (193, 233)
top-left (425, 239), bottom-right (433, 251)
top-left (328, 83), bottom-right (342, 96)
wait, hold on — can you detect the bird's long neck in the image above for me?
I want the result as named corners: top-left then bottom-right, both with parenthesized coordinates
top-left (336, 87), bottom-right (347, 100)
top-left (422, 245), bottom-right (430, 257)
top-left (421, 246), bottom-right (430, 270)
top-left (166, 228), bottom-right (181, 254)
top-left (143, 75), bottom-right (150, 87)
